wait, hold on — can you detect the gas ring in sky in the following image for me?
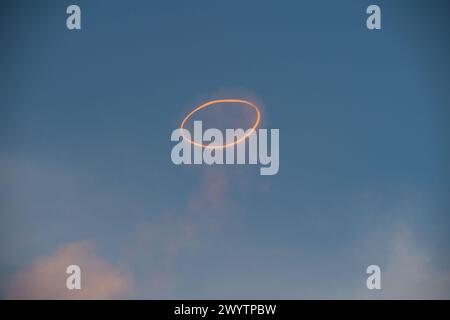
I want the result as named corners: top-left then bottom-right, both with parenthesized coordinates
top-left (171, 98), bottom-right (280, 175)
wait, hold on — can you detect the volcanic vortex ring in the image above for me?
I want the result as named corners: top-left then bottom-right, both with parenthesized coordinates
top-left (180, 99), bottom-right (261, 149)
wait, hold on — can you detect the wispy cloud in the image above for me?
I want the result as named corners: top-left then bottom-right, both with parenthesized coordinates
top-left (6, 241), bottom-right (132, 299)
top-left (123, 167), bottom-right (237, 298)
top-left (364, 225), bottom-right (450, 299)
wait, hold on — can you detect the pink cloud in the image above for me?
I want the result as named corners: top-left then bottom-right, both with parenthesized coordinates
top-left (6, 241), bottom-right (132, 299)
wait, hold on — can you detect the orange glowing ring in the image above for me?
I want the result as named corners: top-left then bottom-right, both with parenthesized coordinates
top-left (180, 99), bottom-right (261, 149)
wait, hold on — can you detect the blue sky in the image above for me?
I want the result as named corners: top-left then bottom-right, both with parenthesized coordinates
top-left (1, 0), bottom-right (449, 298)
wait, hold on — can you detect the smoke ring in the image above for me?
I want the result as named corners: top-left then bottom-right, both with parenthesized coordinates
top-left (180, 99), bottom-right (261, 149)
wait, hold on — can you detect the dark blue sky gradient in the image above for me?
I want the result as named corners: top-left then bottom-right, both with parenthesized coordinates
top-left (1, 0), bottom-right (449, 298)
